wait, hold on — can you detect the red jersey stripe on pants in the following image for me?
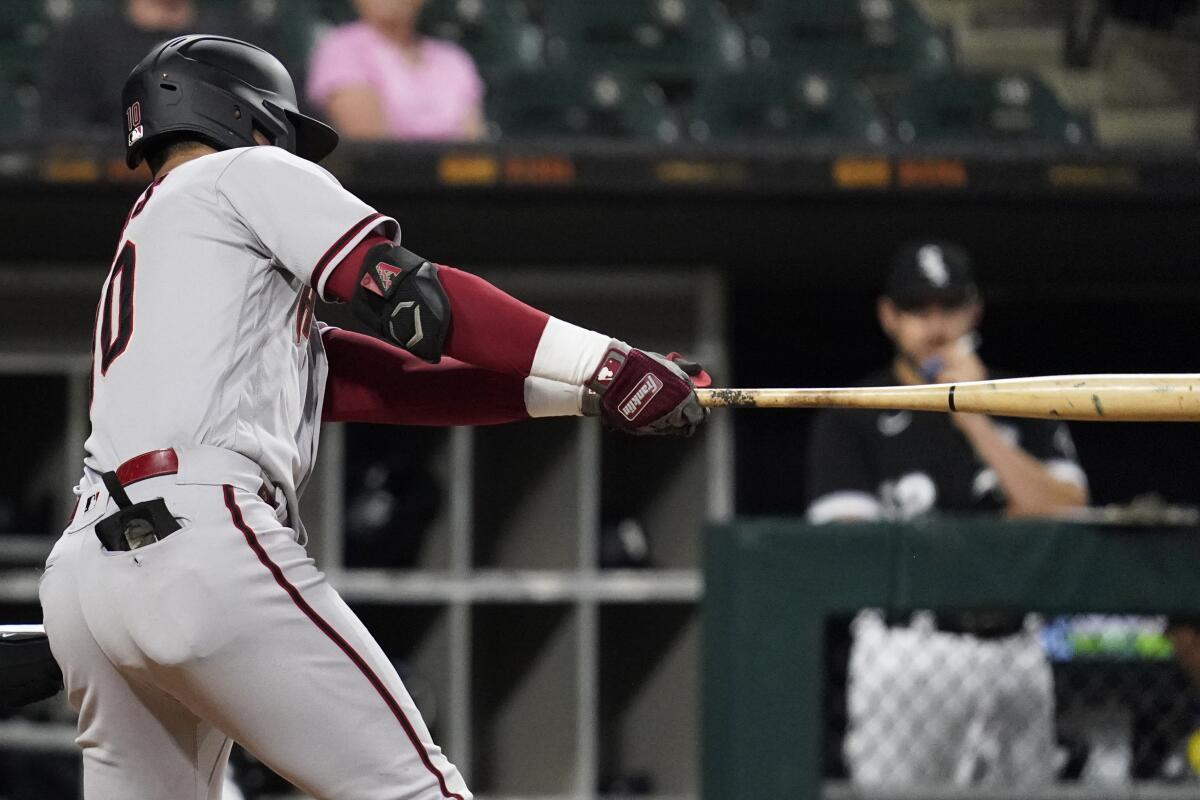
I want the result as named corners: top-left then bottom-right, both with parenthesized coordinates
top-left (223, 486), bottom-right (465, 800)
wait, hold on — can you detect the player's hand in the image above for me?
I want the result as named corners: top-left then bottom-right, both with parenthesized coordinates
top-left (936, 342), bottom-right (991, 431)
top-left (934, 342), bottom-right (987, 384)
top-left (1168, 624), bottom-right (1200, 688)
top-left (586, 344), bottom-right (710, 436)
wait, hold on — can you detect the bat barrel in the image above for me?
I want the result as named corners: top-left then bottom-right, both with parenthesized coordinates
top-left (695, 385), bottom-right (950, 411)
top-left (696, 375), bottom-right (1200, 422)
top-left (951, 376), bottom-right (1200, 421)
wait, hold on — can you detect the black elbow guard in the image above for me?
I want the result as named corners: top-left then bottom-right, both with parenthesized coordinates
top-left (350, 243), bottom-right (451, 362)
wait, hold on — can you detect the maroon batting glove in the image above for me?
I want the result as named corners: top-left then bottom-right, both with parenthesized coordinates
top-left (664, 352), bottom-right (713, 388)
top-left (586, 343), bottom-right (708, 436)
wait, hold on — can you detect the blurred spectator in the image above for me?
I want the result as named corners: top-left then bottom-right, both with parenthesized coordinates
top-left (805, 240), bottom-right (1089, 788)
top-left (307, 0), bottom-right (485, 141)
top-left (1169, 624), bottom-right (1200, 687)
top-left (40, 0), bottom-right (240, 132)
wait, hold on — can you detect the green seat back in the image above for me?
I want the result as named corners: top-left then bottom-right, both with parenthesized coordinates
top-left (0, 75), bottom-right (37, 134)
top-left (315, 0), bottom-right (355, 24)
top-left (0, 0), bottom-right (50, 86)
top-left (690, 66), bottom-right (888, 144)
top-left (488, 68), bottom-right (681, 141)
top-left (748, 0), bottom-right (950, 79)
top-left (890, 71), bottom-right (1091, 144)
top-left (543, 0), bottom-right (745, 80)
top-left (238, 0), bottom-right (321, 75)
top-left (0, 0), bottom-right (47, 25)
top-left (420, 0), bottom-right (542, 80)
top-left (47, 0), bottom-right (320, 73)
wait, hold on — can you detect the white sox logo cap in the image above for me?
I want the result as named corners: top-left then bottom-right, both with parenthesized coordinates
top-left (917, 245), bottom-right (951, 287)
top-left (885, 239), bottom-right (977, 311)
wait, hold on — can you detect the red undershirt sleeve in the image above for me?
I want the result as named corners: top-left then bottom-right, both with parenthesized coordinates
top-left (436, 266), bottom-right (549, 375)
top-left (321, 327), bottom-right (529, 426)
top-left (324, 240), bottom-right (550, 376)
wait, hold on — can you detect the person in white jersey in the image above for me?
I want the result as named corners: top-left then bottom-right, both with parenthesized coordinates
top-left (40, 34), bottom-right (709, 800)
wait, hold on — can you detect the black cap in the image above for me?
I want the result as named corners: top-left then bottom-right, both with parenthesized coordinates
top-left (885, 240), bottom-right (978, 310)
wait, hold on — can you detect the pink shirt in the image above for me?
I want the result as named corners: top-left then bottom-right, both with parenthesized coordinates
top-left (307, 22), bottom-right (484, 141)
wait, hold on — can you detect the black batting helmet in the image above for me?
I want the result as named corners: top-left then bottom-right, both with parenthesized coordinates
top-left (122, 34), bottom-right (338, 169)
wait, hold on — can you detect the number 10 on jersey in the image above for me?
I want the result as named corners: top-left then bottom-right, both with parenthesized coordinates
top-left (98, 241), bottom-right (136, 374)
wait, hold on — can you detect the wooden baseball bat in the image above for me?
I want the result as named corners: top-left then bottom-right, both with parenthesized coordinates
top-left (695, 375), bottom-right (1200, 421)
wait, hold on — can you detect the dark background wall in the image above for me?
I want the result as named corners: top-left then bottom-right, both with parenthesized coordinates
top-left (4, 177), bottom-right (1196, 515)
top-left (726, 195), bottom-right (1200, 512)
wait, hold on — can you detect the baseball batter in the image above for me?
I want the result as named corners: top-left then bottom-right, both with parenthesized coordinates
top-left (39, 35), bottom-right (707, 800)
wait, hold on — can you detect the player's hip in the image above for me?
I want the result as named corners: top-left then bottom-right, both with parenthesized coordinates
top-left (62, 444), bottom-right (286, 546)
top-left (56, 457), bottom-right (301, 586)
top-left (43, 478), bottom-right (317, 670)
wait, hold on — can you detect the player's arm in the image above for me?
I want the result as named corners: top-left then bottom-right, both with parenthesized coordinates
top-left (321, 327), bottom-right (590, 426)
top-left (937, 348), bottom-right (1088, 516)
top-left (216, 147), bottom-right (704, 436)
top-left (953, 416), bottom-right (1088, 516)
top-left (324, 236), bottom-right (707, 436)
top-left (322, 87), bottom-right (391, 140)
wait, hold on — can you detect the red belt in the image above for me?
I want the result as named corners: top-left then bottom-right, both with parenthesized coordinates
top-left (115, 448), bottom-right (276, 505)
top-left (115, 448), bottom-right (180, 486)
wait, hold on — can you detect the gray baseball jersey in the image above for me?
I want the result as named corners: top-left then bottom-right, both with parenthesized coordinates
top-left (85, 146), bottom-right (397, 507)
top-left (46, 146), bottom-right (472, 800)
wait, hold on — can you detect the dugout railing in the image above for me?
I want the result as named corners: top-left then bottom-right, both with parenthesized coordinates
top-left (703, 518), bottom-right (1200, 800)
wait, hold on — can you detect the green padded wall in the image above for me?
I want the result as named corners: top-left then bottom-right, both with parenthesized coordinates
top-left (703, 519), bottom-right (1200, 799)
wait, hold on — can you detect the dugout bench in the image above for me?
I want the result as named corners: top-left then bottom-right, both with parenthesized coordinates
top-left (703, 519), bottom-right (1200, 799)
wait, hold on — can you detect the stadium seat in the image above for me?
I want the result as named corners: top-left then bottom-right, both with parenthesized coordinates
top-left (746, 0), bottom-right (951, 81)
top-left (313, 0), bottom-right (359, 24)
top-left (0, 2), bottom-right (50, 134)
top-left (235, 0), bottom-right (322, 80)
top-left (0, 79), bottom-right (36, 135)
top-left (487, 68), bottom-right (682, 142)
top-left (889, 71), bottom-right (1091, 145)
top-left (44, 0), bottom-right (321, 80)
top-left (689, 67), bottom-right (888, 144)
top-left (0, 2), bottom-right (49, 80)
top-left (542, 0), bottom-right (745, 86)
top-left (419, 0), bottom-right (543, 81)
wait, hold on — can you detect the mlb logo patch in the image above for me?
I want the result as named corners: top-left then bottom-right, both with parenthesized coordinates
top-left (593, 354), bottom-right (623, 388)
